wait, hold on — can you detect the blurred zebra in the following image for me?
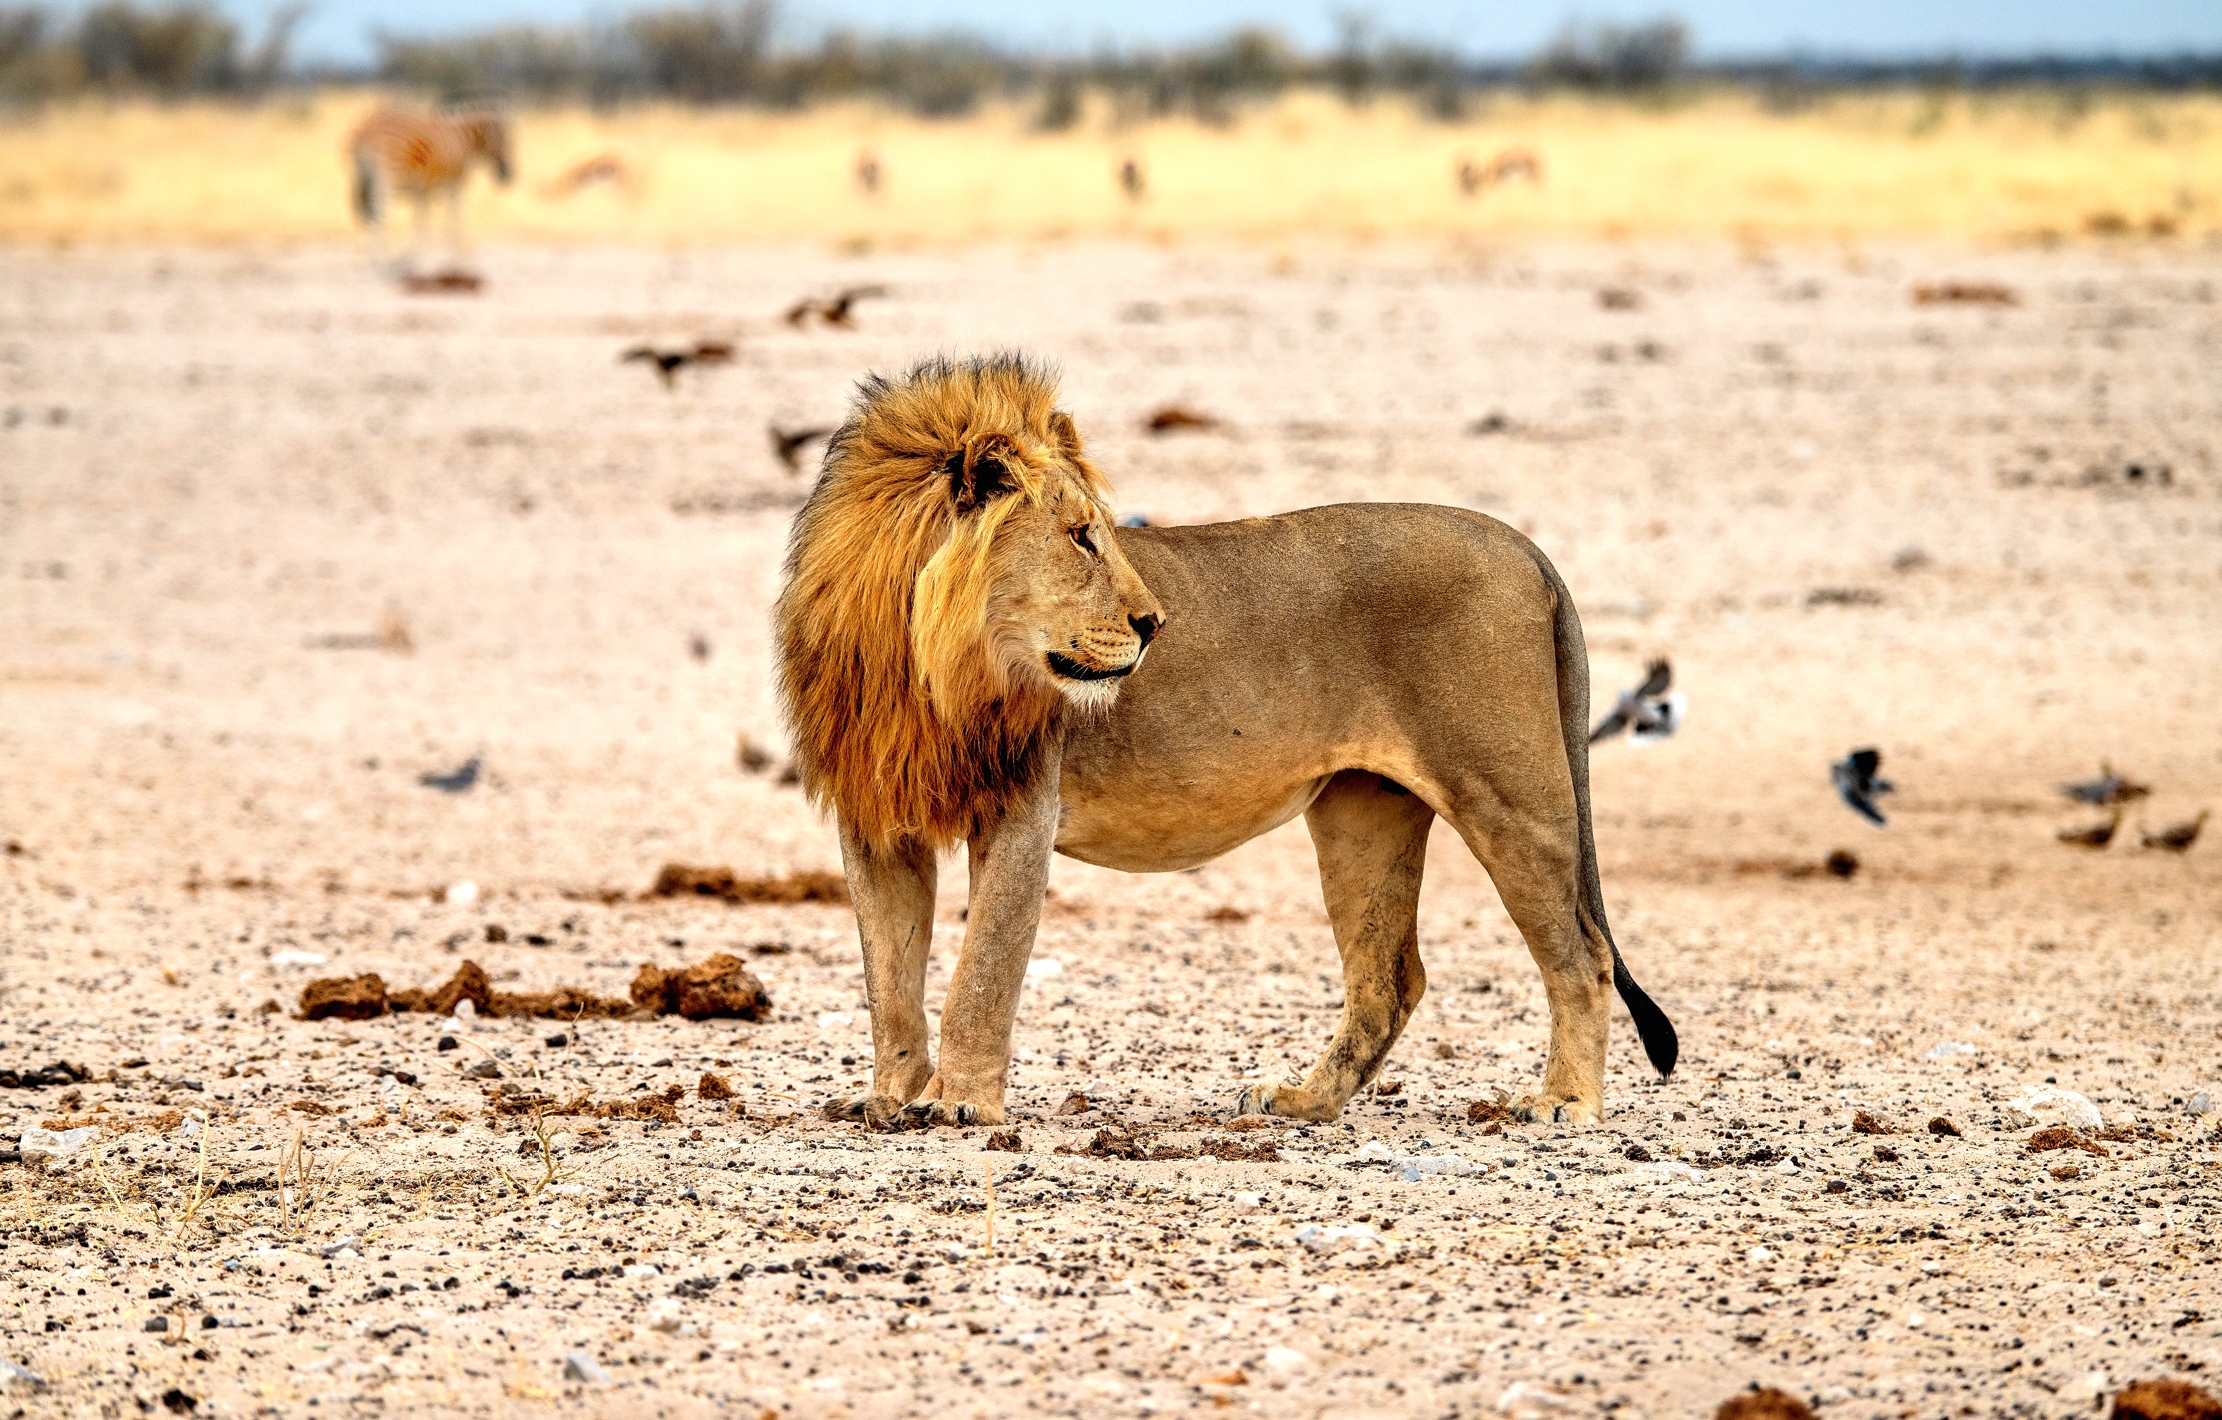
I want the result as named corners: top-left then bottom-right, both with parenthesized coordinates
top-left (348, 107), bottom-right (513, 267)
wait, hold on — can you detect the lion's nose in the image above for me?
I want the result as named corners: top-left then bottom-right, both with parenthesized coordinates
top-left (1129, 613), bottom-right (1162, 646)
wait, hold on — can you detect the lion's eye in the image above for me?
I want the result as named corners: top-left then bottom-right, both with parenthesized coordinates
top-left (1069, 525), bottom-right (1098, 557)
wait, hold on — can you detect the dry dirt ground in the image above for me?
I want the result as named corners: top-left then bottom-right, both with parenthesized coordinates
top-left (2, 238), bottom-right (2220, 1420)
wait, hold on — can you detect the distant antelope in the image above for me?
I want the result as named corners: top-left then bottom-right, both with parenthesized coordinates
top-left (349, 107), bottom-right (514, 268)
top-left (1457, 147), bottom-right (1543, 197)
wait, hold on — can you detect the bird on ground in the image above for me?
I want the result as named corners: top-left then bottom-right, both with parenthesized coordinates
top-left (784, 286), bottom-right (887, 329)
top-left (1589, 659), bottom-right (1683, 744)
top-left (623, 346), bottom-right (690, 387)
top-left (1831, 747), bottom-right (1893, 828)
top-left (770, 425), bottom-right (834, 473)
top-left (2057, 811), bottom-right (2121, 849)
top-left (2058, 762), bottom-right (2151, 806)
top-left (419, 756), bottom-right (481, 794)
top-left (2141, 811), bottom-right (2208, 853)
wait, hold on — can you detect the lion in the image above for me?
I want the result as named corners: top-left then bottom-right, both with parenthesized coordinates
top-left (775, 354), bottom-right (1677, 1129)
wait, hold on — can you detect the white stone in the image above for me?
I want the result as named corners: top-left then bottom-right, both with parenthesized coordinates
top-left (445, 880), bottom-right (479, 907)
top-left (1262, 1345), bottom-right (1310, 1377)
top-left (1622, 1161), bottom-right (1698, 1185)
top-left (1024, 958), bottom-right (1065, 979)
top-left (1498, 1380), bottom-right (1576, 1417)
top-left (1925, 1041), bottom-right (1977, 1061)
top-left (1230, 1191), bottom-right (1264, 1214)
top-left (20, 1126), bottom-right (97, 1164)
top-left (1295, 1223), bottom-right (1379, 1256)
top-left (1747, 1246), bottom-right (1776, 1265)
top-left (815, 1012), bottom-right (853, 1031)
top-left (561, 1352), bottom-right (608, 1384)
top-left (646, 1298), bottom-right (684, 1333)
top-left (270, 950), bottom-right (327, 968)
top-left (2000, 1085), bottom-right (2102, 1131)
top-left (621, 1263), bottom-right (661, 1280)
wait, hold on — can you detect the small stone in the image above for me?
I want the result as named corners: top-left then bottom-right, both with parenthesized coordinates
top-left (0, 1360), bottom-right (46, 1395)
top-left (1498, 1380), bottom-right (1575, 1417)
top-left (545, 1033), bottom-right (569, 1049)
top-left (160, 1388), bottom-right (197, 1414)
top-left (1747, 1245), bottom-right (1776, 1265)
top-left (1924, 1041), bottom-right (1977, 1061)
top-left (437, 1036), bottom-right (459, 1052)
top-left (19, 1125), bottom-right (97, 1164)
top-left (1056, 1092), bottom-right (1091, 1116)
top-left (318, 1235), bottom-right (362, 1258)
top-left (1261, 1345), bottom-right (1310, 1378)
top-left (465, 1058), bottom-right (501, 1080)
top-left (2001, 1085), bottom-right (2103, 1131)
top-left (561, 1351), bottom-right (609, 1385)
top-left (1714, 1388), bottom-right (1816, 1420)
top-left (144, 1317), bottom-right (170, 1333)
top-left (299, 974), bottom-right (387, 1021)
top-left (646, 1298), bottom-right (684, 1334)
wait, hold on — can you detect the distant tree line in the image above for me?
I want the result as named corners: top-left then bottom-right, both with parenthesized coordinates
top-left (2, 0), bottom-right (2217, 112)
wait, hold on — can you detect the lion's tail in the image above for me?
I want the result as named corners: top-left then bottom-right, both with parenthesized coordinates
top-left (1540, 553), bottom-right (1679, 1079)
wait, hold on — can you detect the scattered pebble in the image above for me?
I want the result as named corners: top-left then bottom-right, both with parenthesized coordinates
top-left (561, 1352), bottom-right (609, 1384)
top-left (1924, 1041), bottom-right (1976, 1061)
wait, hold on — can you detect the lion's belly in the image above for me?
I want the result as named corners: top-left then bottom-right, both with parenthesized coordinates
top-left (1052, 774), bottom-right (1328, 873)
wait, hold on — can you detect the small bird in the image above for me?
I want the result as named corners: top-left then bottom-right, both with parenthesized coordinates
top-left (770, 424), bottom-right (834, 473)
top-left (2059, 762), bottom-right (2152, 806)
top-left (1118, 157), bottom-right (1146, 201)
top-left (784, 286), bottom-right (887, 329)
top-left (2141, 811), bottom-right (2208, 853)
top-left (1589, 659), bottom-right (1683, 744)
top-left (419, 756), bottom-right (481, 794)
top-left (622, 346), bottom-right (690, 387)
top-left (2056, 810), bottom-right (2121, 849)
top-left (1831, 748), bottom-right (1893, 828)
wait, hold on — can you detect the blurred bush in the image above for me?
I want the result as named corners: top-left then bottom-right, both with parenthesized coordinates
top-left (1, 1), bottom-right (2216, 113)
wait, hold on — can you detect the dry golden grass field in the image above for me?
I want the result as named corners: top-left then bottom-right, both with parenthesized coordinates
top-left (0, 87), bottom-right (2218, 246)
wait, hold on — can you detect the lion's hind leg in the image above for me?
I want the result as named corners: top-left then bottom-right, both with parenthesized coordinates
top-left (823, 827), bottom-right (938, 1128)
top-left (1441, 768), bottom-right (1611, 1126)
top-left (1237, 771), bottom-right (1433, 1123)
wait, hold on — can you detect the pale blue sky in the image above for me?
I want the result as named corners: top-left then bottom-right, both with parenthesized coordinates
top-left (234, 0), bottom-right (2221, 72)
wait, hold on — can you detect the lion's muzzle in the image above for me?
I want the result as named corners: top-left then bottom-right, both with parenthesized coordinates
top-left (1046, 650), bottom-right (1135, 682)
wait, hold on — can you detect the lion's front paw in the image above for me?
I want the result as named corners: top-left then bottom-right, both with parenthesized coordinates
top-left (901, 1099), bottom-right (1003, 1128)
top-left (822, 1094), bottom-right (868, 1121)
top-left (1236, 1081), bottom-right (1340, 1122)
top-left (1510, 1093), bottom-right (1601, 1125)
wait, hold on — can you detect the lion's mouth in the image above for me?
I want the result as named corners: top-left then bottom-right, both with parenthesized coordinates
top-left (1045, 650), bottom-right (1135, 683)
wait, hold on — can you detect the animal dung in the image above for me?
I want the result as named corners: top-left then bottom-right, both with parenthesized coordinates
top-left (985, 1129), bottom-right (1023, 1153)
top-left (398, 268), bottom-right (484, 295)
top-left (648, 863), bottom-right (848, 905)
top-left (696, 1072), bottom-right (735, 1101)
top-left (2110, 1378), bottom-right (2222, 1420)
top-left (1851, 1109), bottom-right (1895, 1134)
top-left (1824, 849), bottom-right (1860, 878)
top-left (1912, 281), bottom-right (2019, 306)
top-left (1055, 1091), bottom-right (1092, 1116)
top-left (1145, 405), bottom-right (1220, 434)
top-left (2026, 1126), bottom-right (2110, 1158)
top-left (296, 958), bottom-right (735, 1022)
top-left (1714, 1388), bottom-right (1817, 1420)
top-left (627, 954), bottom-right (773, 1021)
top-left (1925, 1116), bottom-right (1962, 1138)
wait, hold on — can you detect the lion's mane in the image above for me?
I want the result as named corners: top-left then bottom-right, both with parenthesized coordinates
top-left (774, 353), bottom-right (1110, 851)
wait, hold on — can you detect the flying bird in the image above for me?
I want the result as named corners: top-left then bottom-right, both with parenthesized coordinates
top-left (2141, 811), bottom-right (2208, 853)
top-left (2056, 811), bottom-right (2120, 849)
top-left (419, 756), bottom-right (482, 794)
top-left (1831, 748), bottom-right (1893, 828)
top-left (784, 286), bottom-right (888, 329)
top-left (1589, 659), bottom-right (1683, 744)
top-left (2058, 762), bottom-right (2151, 806)
top-left (622, 346), bottom-right (690, 387)
top-left (770, 425), bottom-right (834, 473)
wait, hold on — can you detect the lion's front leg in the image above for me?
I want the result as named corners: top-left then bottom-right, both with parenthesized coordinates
top-left (823, 825), bottom-right (938, 1128)
top-left (904, 765), bottom-right (1061, 1128)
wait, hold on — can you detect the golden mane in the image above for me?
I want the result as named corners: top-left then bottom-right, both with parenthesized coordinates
top-left (773, 353), bottom-right (1110, 851)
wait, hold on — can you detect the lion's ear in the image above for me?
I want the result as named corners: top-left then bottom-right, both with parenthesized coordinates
top-left (944, 449), bottom-right (1016, 514)
top-left (1049, 410), bottom-right (1084, 461)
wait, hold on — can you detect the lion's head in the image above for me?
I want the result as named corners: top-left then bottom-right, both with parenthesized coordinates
top-left (775, 354), bottom-right (1164, 850)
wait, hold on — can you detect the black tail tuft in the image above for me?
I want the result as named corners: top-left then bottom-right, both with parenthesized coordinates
top-left (1612, 952), bottom-right (1679, 1078)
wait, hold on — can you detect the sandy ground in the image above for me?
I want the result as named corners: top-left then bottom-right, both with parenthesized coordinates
top-left (2, 237), bottom-right (2220, 1419)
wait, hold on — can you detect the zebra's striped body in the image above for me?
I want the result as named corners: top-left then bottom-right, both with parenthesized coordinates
top-left (348, 108), bottom-right (512, 263)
